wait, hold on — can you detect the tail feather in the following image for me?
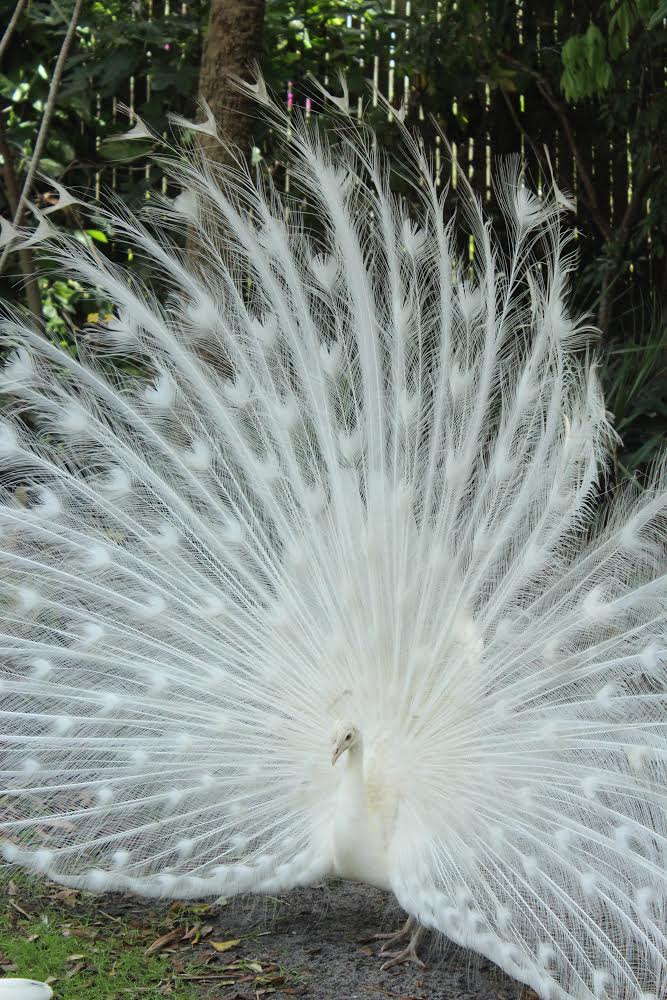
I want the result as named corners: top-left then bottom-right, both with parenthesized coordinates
top-left (1, 87), bottom-right (666, 999)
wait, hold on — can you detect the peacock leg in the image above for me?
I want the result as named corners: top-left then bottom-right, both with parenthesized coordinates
top-left (374, 916), bottom-right (413, 948)
top-left (375, 915), bottom-right (426, 970)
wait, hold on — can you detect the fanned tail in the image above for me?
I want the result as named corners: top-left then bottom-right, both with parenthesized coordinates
top-left (1, 81), bottom-right (665, 1000)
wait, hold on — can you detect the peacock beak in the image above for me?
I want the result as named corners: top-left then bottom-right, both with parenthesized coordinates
top-left (331, 744), bottom-right (344, 766)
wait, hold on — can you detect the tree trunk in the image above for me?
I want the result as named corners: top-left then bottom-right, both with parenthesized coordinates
top-left (0, 117), bottom-right (42, 326)
top-left (197, 0), bottom-right (266, 163)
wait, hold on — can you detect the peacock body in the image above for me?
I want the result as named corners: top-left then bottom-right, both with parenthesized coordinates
top-left (1, 81), bottom-right (666, 1000)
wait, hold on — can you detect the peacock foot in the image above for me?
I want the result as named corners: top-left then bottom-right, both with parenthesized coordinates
top-left (375, 915), bottom-right (426, 970)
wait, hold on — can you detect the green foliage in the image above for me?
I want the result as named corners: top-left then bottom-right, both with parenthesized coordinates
top-left (0, 0), bottom-right (203, 321)
top-left (560, 0), bottom-right (664, 99)
top-left (0, 0), bottom-right (202, 195)
top-left (39, 277), bottom-right (86, 338)
top-left (647, 0), bottom-right (667, 27)
top-left (601, 318), bottom-right (667, 478)
top-left (363, 0), bottom-right (666, 474)
top-left (1, 0), bottom-right (665, 474)
top-left (264, 0), bottom-right (379, 93)
top-left (561, 25), bottom-right (611, 102)
top-left (608, 0), bottom-right (659, 52)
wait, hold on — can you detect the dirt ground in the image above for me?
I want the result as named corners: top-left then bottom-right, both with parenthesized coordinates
top-left (3, 874), bottom-right (537, 999)
top-left (183, 879), bottom-right (530, 1000)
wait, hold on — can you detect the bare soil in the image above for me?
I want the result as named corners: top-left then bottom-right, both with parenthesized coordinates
top-left (3, 874), bottom-right (536, 999)
top-left (165, 879), bottom-right (530, 1000)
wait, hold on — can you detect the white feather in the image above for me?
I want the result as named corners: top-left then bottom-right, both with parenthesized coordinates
top-left (0, 88), bottom-right (666, 1000)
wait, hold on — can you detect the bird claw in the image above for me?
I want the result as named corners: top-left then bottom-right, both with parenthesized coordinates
top-left (380, 944), bottom-right (426, 971)
top-left (375, 930), bottom-right (409, 952)
top-left (375, 916), bottom-right (425, 971)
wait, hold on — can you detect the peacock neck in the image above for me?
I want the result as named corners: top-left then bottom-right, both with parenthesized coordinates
top-left (338, 740), bottom-right (366, 811)
top-left (344, 739), bottom-right (364, 768)
top-left (332, 735), bottom-right (392, 891)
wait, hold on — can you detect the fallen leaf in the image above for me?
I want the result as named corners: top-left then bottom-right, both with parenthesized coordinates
top-left (65, 961), bottom-right (86, 978)
top-left (53, 889), bottom-right (80, 906)
top-left (144, 928), bottom-right (183, 955)
top-left (62, 926), bottom-right (98, 939)
top-left (211, 938), bottom-right (241, 952)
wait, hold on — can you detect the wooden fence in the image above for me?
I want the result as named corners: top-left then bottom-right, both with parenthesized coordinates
top-left (93, 1), bottom-right (633, 216)
top-left (82, 0), bottom-right (660, 334)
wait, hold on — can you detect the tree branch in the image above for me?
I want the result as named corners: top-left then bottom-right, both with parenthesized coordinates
top-left (498, 85), bottom-right (547, 177)
top-left (0, 0), bottom-right (84, 276)
top-left (0, 0), bottom-right (28, 65)
top-left (0, 117), bottom-right (43, 324)
top-left (597, 164), bottom-right (660, 330)
top-left (501, 53), bottom-right (612, 242)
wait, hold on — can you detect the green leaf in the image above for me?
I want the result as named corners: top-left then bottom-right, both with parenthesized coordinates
top-left (211, 939), bottom-right (241, 952)
top-left (561, 25), bottom-right (612, 101)
top-left (85, 229), bottom-right (109, 243)
top-left (648, 0), bottom-right (667, 28)
top-left (98, 138), bottom-right (154, 161)
top-left (11, 81), bottom-right (30, 102)
top-left (47, 136), bottom-right (77, 163)
top-left (38, 158), bottom-right (66, 178)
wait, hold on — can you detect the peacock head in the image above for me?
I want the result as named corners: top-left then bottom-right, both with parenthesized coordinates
top-left (331, 723), bottom-right (360, 766)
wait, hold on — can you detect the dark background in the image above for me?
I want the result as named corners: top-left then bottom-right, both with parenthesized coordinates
top-left (1, 0), bottom-right (665, 478)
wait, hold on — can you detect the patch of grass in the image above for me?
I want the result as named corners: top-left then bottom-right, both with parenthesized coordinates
top-left (0, 873), bottom-right (200, 999)
top-left (0, 871), bottom-right (304, 999)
